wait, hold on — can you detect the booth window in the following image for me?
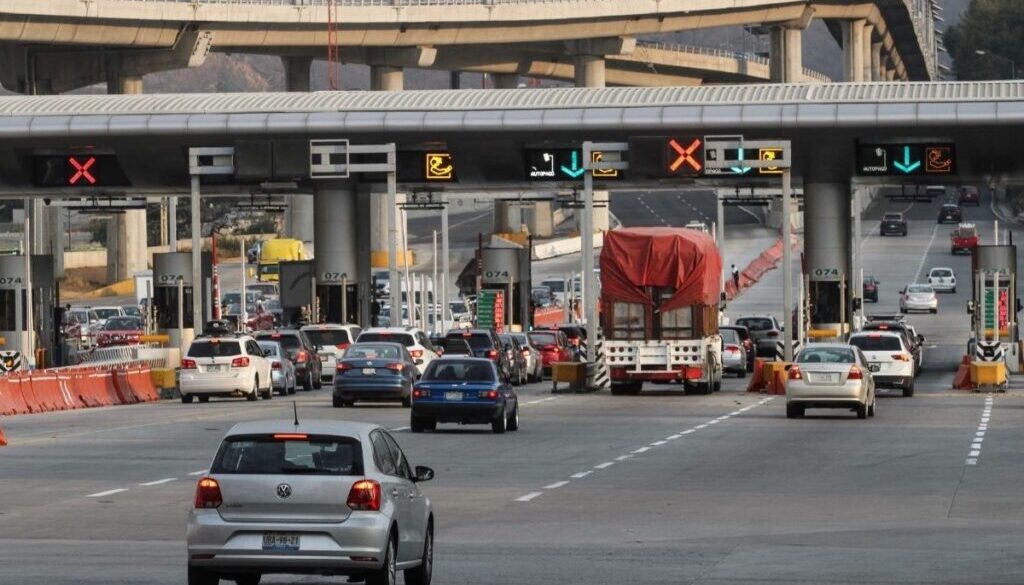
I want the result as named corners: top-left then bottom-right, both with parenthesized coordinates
top-left (154, 286), bottom-right (195, 329)
top-left (611, 302), bottom-right (645, 340)
top-left (0, 290), bottom-right (24, 330)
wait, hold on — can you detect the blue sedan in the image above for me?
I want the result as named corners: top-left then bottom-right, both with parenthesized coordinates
top-left (410, 357), bottom-right (519, 434)
top-left (332, 342), bottom-right (419, 407)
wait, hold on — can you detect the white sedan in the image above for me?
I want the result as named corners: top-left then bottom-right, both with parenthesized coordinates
top-left (899, 284), bottom-right (938, 314)
top-left (786, 344), bottom-right (876, 419)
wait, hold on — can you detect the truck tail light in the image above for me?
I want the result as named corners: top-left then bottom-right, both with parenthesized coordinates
top-left (194, 477), bottom-right (223, 509)
top-left (787, 365), bottom-right (802, 380)
top-left (347, 480), bottom-right (381, 511)
top-left (231, 356), bottom-right (250, 368)
top-left (181, 359), bottom-right (197, 370)
top-left (848, 365), bottom-right (864, 380)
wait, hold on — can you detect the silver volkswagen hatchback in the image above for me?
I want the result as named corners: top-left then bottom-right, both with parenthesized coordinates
top-left (187, 420), bottom-right (434, 585)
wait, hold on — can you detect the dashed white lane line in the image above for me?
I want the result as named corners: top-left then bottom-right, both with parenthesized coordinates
top-left (967, 397), bottom-right (994, 466)
top-left (515, 492), bottom-right (543, 502)
top-left (87, 488), bottom-right (128, 498)
top-left (523, 397), bottom-right (559, 406)
top-left (513, 397), bottom-right (776, 503)
top-left (139, 478), bottom-right (176, 487)
top-left (188, 470), bottom-right (208, 476)
top-left (913, 224), bottom-right (940, 282)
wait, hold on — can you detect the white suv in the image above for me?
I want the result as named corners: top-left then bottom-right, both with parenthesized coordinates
top-left (180, 334), bottom-right (273, 403)
top-left (356, 326), bottom-right (439, 375)
top-left (849, 331), bottom-right (916, 397)
top-left (300, 323), bottom-right (362, 384)
top-left (927, 267), bottom-right (956, 293)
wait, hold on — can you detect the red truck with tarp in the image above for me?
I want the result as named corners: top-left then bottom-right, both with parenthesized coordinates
top-left (951, 223), bottom-right (980, 254)
top-left (600, 227), bottom-right (724, 395)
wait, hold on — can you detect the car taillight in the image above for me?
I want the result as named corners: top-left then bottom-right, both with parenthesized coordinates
top-left (271, 361), bottom-right (281, 370)
top-left (385, 362), bottom-right (403, 371)
top-left (487, 349), bottom-right (498, 359)
top-left (787, 365), bottom-right (802, 380)
top-left (337, 362), bottom-right (353, 371)
top-left (410, 349), bottom-right (423, 358)
top-left (337, 342), bottom-right (350, 351)
top-left (725, 344), bottom-right (741, 353)
top-left (413, 387), bottom-right (429, 398)
top-left (848, 365), bottom-right (864, 380)
top-left (481, 389), bottom-right (500, 399)
top-left (521, 348), bottom-right (530, 356)
top-left (767, 331), bottom-right (779, 338)
top-left (347, 479), bottom-right (381, 511)
top-left (542, 345), bottom-right (556, 352)
top-left (194, 477), bottom-right (222, 509)
top-left (892, 354), bottom-right (910, 361)
top-left (295, 350), bottom-right (308, 364)
top-left (181, 359), bottom-right (197, 370)
top-left (231, 356), bottom-right (250, 368)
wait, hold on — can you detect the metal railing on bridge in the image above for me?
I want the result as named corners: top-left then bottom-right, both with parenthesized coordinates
top-left (635, 40), bottom-right (832, 83)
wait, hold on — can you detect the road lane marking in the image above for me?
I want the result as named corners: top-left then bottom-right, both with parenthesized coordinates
top-left (543, 481), bottom-right (569, 490)
top-left (139, 478), bottom-right (176, 487)
top-left (666, 434), bottom-right (682, 440)
top-left (515, 492), bottom-right (543, 502)
top-left (631, 447), bottom-right (651, 454)
top-left (694, 424), bottom-right (708, 429)
top-left (650, 440), bottom-right (667, 446)
top-left (681, 429), bottom-right (695, 435)
top-left (966, 398), bottom-right (993, 467)
top-left (969, 450), bottom-right (980, 457)
top-left (188, 470), bottom-right (208, 476)
top-left (708, 419), bottom-right (720, 425)
top-left (594, 462), bottom-right (615, 470)
top-left (570, 471), bottom-right (593, 479)
top-left (87, 488), bottom-right (128, 498)
top-left (615, 455), bottom-right (633, 461)
top-left (913, 225), bottom-right (939, 281)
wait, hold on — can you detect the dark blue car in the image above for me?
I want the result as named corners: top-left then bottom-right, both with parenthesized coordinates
top-left (332, 342), bottom-right (418, 408)
top-left (410, 357), bottom-right (519, 434)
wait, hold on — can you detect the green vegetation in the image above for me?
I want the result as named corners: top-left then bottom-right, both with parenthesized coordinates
top-left (945, 0), bottom-right (1023, 80)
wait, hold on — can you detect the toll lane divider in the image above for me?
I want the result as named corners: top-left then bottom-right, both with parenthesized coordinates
top-left (725, 235), bottom-right (798, 301)
top-left (0, 366), bottom-right (161, 445)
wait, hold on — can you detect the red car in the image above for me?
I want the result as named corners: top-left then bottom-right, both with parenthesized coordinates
top-left (528, 329), bottom-right (574, 374)
top-left (950, 223), bottom-right (979, 254)
top-left (95, 316), bottom-right (144, 347)
top-left (958, 186), bottom-right (980, 206)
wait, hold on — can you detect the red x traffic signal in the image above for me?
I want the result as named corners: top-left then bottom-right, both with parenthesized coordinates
top-left (666, 138), bottom-right (703, 176)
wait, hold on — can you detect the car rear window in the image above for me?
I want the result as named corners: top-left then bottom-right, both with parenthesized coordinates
top-left (423, 360), bottom-right (496, 382)
top-left (304, 329), bottom-right (352, 347)
top-left (850, 336), bottom-right (902, 352)
top-left (93, 308), bottom-right (121, 320)
top-left (211, 434), bottom-right (363, 475)
top-left (528, 332), bottom-right (558, 346)
top-left (345, 343), bottom-right (402, 360)
top-left (721, 329), bottom-right (740, 344)
top-left (255, 333), bottom-right (302, 351)
top-left (257, 342), bottom-right (280, 357)
top-left (104, 317), bottom-right (141, 330)
top-left (188, 341), bottom-right (241, 357)
top-left (446, 333), bottom-right (493, 351)
top-left (931, 269), bottom-right (953, 277)
top-left (797, 348), bottom-right (856, 363)
top-left (358, 332), bottom-right (415, 347)
top-left (908, 285), bottom-right (933, 293)
top-left (736, 318), bottom-right (774, 331)
top-left (883, 214), bottom-right (902, 220)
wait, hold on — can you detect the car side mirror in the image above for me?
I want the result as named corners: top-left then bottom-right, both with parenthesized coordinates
top-left (900, 288), bottom-right (906, 295)
top-left (414, 465), bottom-right (435, 483)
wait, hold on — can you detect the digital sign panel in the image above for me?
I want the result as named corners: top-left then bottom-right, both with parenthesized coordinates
top-left (628, 136), bottom-right (704, 178)
top-left (396, 150), bottom-right (456, 183)
top-left (856, 143), bottom-right (957, 176)
top-left (33, 154), bottom-right (131, 187)
top-left (524, 149), bottom-right (623, 181)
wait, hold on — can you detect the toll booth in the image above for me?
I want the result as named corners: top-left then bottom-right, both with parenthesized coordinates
top-left (0, 254), bottom-right (56, 366)
top-left (281, 260), bottom-right (315, 327)
top-left (479, 239), bottom-right (532, 332)
top-left (972, 245), bottom-right (1018, 342)
top-left (317, 277), bottom-right (358, 326)
top-left (153, 252), bottom-right (212, 350)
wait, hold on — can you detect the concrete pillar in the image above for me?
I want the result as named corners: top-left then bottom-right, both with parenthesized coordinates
top-left (107, 74), bottom-right (147, 283)
top-left (370, 189), bottom-right (407, 269)
top-left (574, 55), bottom-right (605, 88)
top-left (492, 73), bottom-right (520, 89)
top-left (804, 181), bottom-right (851, 329)
top-left (885, 67), bottom-right (896, 81)
top-left (528, 201), bottom-right (554, 239)
top-left (493, 201), bottom-right (520, 234)
top-left (769, 26), bottom-right (803, 83)
top-left (314, 181), bottom-right (363, 323)
top-left (871, 43), bottom-right (883, 81)
top-left (282, 56), bottom-right (312, 93)
top-left (861, 25), bottom-right (875, 83)
top-left (371, 66), bottom-right (404, 91)
top-left (842, 19), bottom-right (867, 82)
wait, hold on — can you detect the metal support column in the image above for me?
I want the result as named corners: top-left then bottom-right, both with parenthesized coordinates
top-left (441, 193), bottom-right (451, 332)
top-left (782, 169), bottom-right (794, 360)
top-left (190, 174), bottom-right (202, 332)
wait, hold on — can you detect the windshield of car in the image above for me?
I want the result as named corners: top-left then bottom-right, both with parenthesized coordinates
top-left (423, 359), bottom-right (496, 382)
top-left (257, 342), bottom-right (280, 357)
top-left (528, 332), bottom-right (558, 346)
top-left (736, 318), bottom-right (774, 332)
top-left (304, 329), bottom-right (351, 346)
top-left (908, 285), bottom-right (933, 294)
top-left (264, 299), bottom-right (281, 310)
top-left (122, 306), bottom-right (141, 317)
top-left (104, 317), bottom-right (141, 330)
top-left (358, 332), bottom-right (415, 347)
top-left (850, 336), bottom-right (903, 352)
top-left (931, 269), bottom-right (953, 277)
top-left (796, 347), bottom-right (856, 363)
top-left (542, 280), bottom-right (565, 293)
top-left (446, 333), bottom-right (494, 351)
top-left (883, 213), bottom-right (902, 220)
top-left (344, 343), bottom-right (401, 360)
top-left (255, 333), bottom-right (301, 351)
top-left (449, 301), bottom-right (467, 313)
top-left (93, 308), bottom-right (121, 320)
top-left (187, 341), bottom-right (241, 357)
top-left (211, 434), bottom-right (364, 475)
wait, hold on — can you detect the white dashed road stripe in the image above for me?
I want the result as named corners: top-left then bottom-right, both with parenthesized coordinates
top-left (966, 398), bottom-right (994, 466)
top-left (594, 462), bottom-right (615, 470)
top-left (543, 481), bottom-right (569, 490)
top-left (570, 471), bottom-right (593, 479)
top-left (515, 492), bottom-right (543, 502)
top-left (87, 489), bottom-right (128, 498)
top-left (188, 470), bottom-right (208, 476)
top-left (139, 478), bottom-right (176, 487)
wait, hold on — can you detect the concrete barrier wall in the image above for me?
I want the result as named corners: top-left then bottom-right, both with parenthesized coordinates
top-left (533, 232), bottom-right (604, 260)
top-left (63, 233), bottom-right (279, 270)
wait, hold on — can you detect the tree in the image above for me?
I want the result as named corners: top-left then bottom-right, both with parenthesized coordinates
top-left (945, 0), bottom-right (1024, 80)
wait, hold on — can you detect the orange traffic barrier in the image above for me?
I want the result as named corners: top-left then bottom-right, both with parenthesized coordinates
top-left (533, 307), bottom-right (565, 328)
top-left (746, 358), bottom-right (768, 393)
top-left (0, 375), bottom-right (30, 415)
top-left (770, 367), bottom-right (788, 395)
top-left (953, 355), bottom-right (975, 390)
top-left (0, 425), bottom-right (6, 447)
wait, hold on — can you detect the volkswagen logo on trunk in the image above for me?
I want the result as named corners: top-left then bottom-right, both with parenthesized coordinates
top-left (276, 483), bottom-right (292, 499)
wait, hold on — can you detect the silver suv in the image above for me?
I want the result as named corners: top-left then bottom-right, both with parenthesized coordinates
top-left (187, 420), bottom-right (435, 585)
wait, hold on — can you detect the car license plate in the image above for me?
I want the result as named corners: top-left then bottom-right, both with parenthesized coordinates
top-left (362, 368), bottom-right (376, 375)
top-left (319, 354), bottom-right (329, 362)
top-left (869, 363), bottom-right (881, 372)
top-left (207, 365), bottom-right (225, 373)
top-left (262, 533), bottom-right (300, 551)
top-left (445, 391), bottom-right (463, 401)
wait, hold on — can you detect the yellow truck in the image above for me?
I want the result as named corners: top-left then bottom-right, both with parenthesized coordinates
top-left (258, 239), bottom-right (308, 282)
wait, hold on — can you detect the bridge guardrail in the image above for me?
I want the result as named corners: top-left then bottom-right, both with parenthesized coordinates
top-left (636, 40), bottom-right (832, 83)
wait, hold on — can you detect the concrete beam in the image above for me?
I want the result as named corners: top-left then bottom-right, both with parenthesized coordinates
top-left (370, 65), bottom-right (403, 91)
top-left (871, 42), bottom-right (883, 81)
top-left (357, 46), bottom-right (438, 68)
top-left (574, 55), bottom-right (605, 88)
top-left (563, 37), bottom-right (636, 57)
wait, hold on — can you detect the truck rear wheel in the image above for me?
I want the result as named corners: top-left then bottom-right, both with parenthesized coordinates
top-left (610, 381), bottom-right (642, 395)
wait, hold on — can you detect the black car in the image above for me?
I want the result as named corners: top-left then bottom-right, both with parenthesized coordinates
top-left (443, 329), bottom-right (511, 379)
top-left (863, 276), bottom-right (880, 303)
top-left (937, 203), bottom-right (962, 224)
top-left (253, 329), bottom-right (323, 390)
top-left (880, 212), bottom-right (908, 236)
top-left (498, 333), bottom-right (528, 385)
top-left (720, 325), bottom-right (756, 372)
top-left (332, 341), bottom-right (418, 407)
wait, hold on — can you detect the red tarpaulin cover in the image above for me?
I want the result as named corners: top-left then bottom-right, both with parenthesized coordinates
top-left (600, 227), bottom-right (722, 311)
